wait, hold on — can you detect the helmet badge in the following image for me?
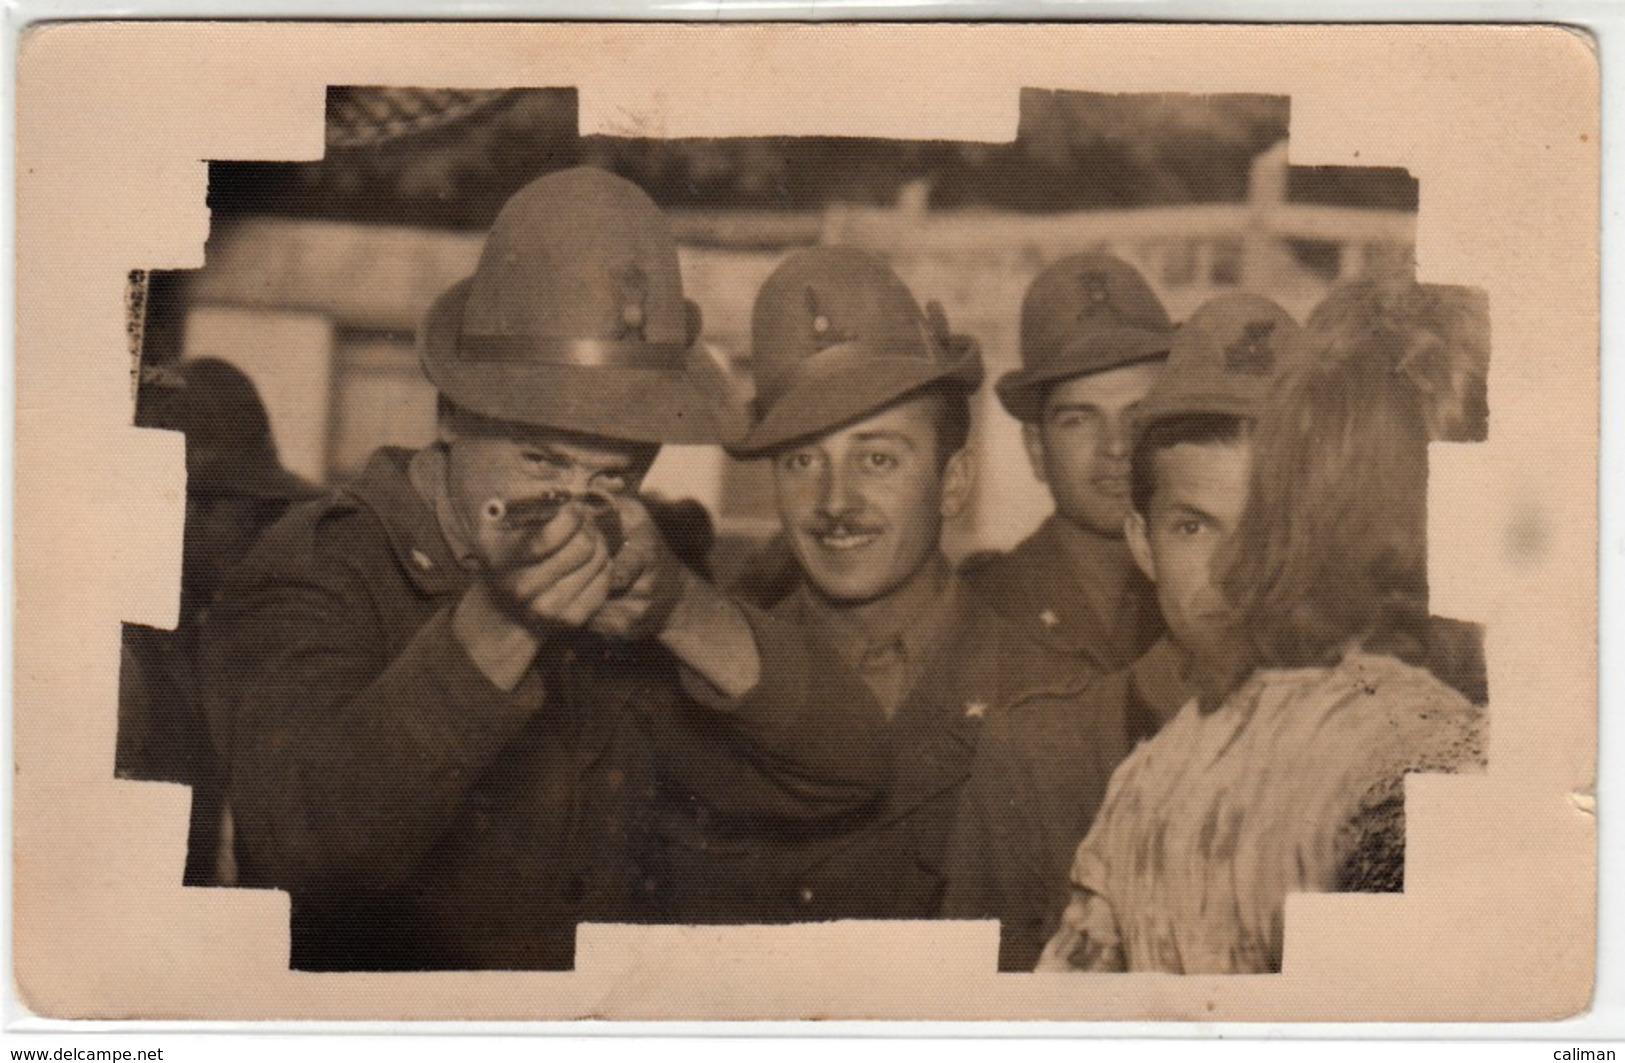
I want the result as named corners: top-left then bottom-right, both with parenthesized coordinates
top-left (805, 287), bottom-right (851, 349)
top-left (616, 264), bottom-right (650, 341)
top-left (1077, 271), bottom-right (1119, 323)
top-left (1224, 319), bottom-right (1279, 375)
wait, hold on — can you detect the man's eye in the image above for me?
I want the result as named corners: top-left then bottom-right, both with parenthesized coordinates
top-left (1175, 519), bottom-right (1206, 535)
top-left (863, 451), bottom-right (900, 471)
top-left (781, 452), bottom-right (818, 472)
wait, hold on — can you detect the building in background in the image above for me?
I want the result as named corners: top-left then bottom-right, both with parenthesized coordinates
top-left (136, 88), bottom-right (1417, 565)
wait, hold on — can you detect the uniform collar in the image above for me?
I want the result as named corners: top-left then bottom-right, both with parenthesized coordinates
top-left (1039, 516), bottom-right (1136, 626)
top-left (340, 447), bottom-right (468, 597)
top-left (791, 556), bottom-right (963, 714)
top-left (407, 444), bottom-right (481, 571)
top-left (1005, 515), bottom-right (1139, 653)
top-left (796, 557), bottom-right (956, 665)
top-left (1127, 636), bottom-right (1198, 721)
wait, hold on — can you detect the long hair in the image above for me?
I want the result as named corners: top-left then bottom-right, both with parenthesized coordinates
top-left (1199, 280), bottom-right (1476, 705)
top-left (1302, 278), bottom-right (1489, 442)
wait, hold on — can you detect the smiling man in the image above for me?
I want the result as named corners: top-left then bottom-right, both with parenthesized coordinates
top-left (200, 169), bottom-right (888, 971)
top-left (964, 253), bottom-right (1177, 678)
top-left (659, 247), bottom-right (1092, 923)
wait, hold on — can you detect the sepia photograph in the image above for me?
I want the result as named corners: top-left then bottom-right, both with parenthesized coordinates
top-left (11, 22), bottom-right (1600, 1024)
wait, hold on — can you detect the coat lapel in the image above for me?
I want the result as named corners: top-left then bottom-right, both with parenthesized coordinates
top-left (343, 448), bottom-right (470, 600)
top-left (872, 597), bottom-right (1001, 825)
top-left (1011, 519), bottom-right (1164, 674)
top-left (1017, 520), bottom-right (1115, 662)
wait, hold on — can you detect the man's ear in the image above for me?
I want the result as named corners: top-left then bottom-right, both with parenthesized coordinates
top-left (1125, 509), bottom-right (1157, 583)
top-left (1021, 421), bottom-right (1049, 485)
top-left (939, 447), bottom-right (975, 521)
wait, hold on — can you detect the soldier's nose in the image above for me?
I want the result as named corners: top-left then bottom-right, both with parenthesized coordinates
top-left (818, 464), bottom-right (860, 518)
top-left (1101, 416), bottom-right (1133, 458)
top-left (812, 477), bottom-right (864, 523)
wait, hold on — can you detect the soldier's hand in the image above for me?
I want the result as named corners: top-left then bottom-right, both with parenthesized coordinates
top-left (452, 504), bottom-right (611, 693)
top-left (484, 504), bottom-right (617, 633)
top-left (588, 498), bottom-right (687, 642)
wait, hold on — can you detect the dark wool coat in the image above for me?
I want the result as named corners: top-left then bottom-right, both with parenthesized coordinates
top-left (961, 516), bottom-right (1164, 677)
top-left (657, 586), bottom-right (1094, 925)
top-left (943, 638), bottom-right (1195, 971)
top-left (201, 449), bottom-right (888, 971)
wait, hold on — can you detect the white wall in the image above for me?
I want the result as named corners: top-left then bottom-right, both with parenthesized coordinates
top-left (181, 306), bottom-right (335, 485)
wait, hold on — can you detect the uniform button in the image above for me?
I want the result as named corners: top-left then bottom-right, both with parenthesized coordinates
top-left (798, 887), bottom-right (814, 905)
top-left (964, 701), bottom-right (987, 720)
top-left (411, 549), bottom-right (435, 571)
top-left (1039, 608), bottom-right (1060, 628)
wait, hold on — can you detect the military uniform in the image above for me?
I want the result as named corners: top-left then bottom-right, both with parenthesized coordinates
top-left (660, 572), bottom-right (1087, 922)
top-left (970, 252), bottom-right (1178, 675)
top-left (654, 247), bottom-right (1095, 924)
top-left (201, 169), bottom-right (889, 971)
top-left (950, 293), bottom-right (1302, 969)
top-left (942, 637), bottom-right (1194, 970)
top-left (961, 517), bottom-right (1162, 676)
top-left (205, 448), bottom-right (888, 970)
top-left (1028, 286), bottom-right (1492, 974)
top-left (118, 358), bottom-right (317, 887)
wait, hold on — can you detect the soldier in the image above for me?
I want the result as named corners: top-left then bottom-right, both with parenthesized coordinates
top-left (945, 293), bottom-right (1302, 971)
top-left (1037, 280), bottom-right (1488, 974)
top-left (200, 168), bottom-right (888, 971)
top-left (964, 252), bottom-right (1176, 677)
top-left (659, 247), bottom-right (1092, 922)
top-left (119, 357), bottom-right (318, 886)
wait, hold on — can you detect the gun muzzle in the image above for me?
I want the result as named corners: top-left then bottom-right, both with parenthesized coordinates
top-left (480, 491), bottom-right (626, 556)
top-left (481, 491), bottom-right (572, 530)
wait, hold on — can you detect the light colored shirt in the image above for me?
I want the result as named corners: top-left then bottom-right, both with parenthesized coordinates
top-left (1037, 651), bottom-right (1486, 974)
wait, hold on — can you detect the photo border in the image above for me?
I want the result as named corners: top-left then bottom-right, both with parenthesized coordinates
top-left (6, 9), bottom-right (1612, 1038)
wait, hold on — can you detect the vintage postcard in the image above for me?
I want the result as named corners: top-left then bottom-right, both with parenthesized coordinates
top-left (11, 22), bottom-right (1598, 1022)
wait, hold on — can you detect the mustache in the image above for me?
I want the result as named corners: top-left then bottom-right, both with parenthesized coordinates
top-left (802, 516), bottom-right (885, 538)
